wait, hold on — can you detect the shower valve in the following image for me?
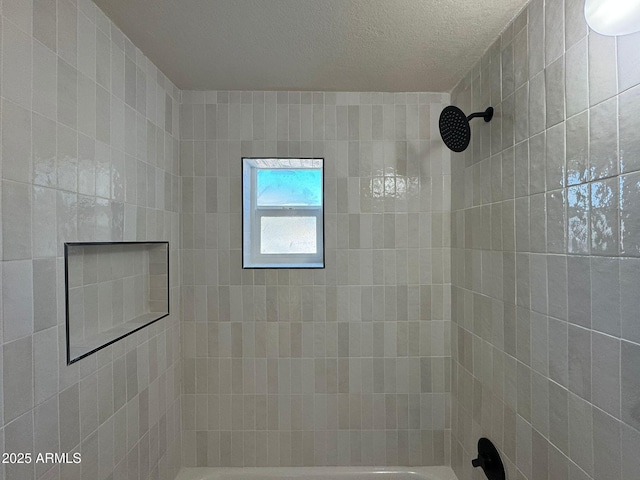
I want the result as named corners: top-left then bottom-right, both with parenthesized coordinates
top-left (471, 453), bottom-right (489, 469)
top-left (471, 438), bottom-right (505, 480)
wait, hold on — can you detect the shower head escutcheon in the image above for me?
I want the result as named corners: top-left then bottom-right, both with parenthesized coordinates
top-left (439, 105), bottom-right (494, 153)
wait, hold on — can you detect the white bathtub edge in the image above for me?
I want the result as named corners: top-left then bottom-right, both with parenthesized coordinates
top-left (175, 466), bottom-right (459, 480)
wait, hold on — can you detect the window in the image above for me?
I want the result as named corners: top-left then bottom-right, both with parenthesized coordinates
top-left (242, 158), bottom-right (324, 268)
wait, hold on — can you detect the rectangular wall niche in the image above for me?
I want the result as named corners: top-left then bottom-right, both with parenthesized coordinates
top-left (64, 242), bottom-right (169, 364)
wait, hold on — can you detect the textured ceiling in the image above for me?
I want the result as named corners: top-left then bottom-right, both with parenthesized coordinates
top-left (94, 0), bottom-right (529, 92)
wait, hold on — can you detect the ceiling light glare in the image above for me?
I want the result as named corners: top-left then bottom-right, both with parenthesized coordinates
top-left (585, 0), bottom-right (640, 36)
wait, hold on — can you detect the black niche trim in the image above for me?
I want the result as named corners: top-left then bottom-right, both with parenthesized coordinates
top-left (64, 241), bottom-right (170, 365)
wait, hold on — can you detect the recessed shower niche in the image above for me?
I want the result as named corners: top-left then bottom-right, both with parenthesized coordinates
top-left (64, 242), bottom-right (170, 364)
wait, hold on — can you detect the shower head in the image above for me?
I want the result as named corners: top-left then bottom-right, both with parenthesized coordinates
top-left (439, 105), bottom-right (494, 152)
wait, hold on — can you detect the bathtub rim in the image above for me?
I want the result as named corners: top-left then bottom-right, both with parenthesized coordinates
top-left (175, 465), bottom-right (458, 480)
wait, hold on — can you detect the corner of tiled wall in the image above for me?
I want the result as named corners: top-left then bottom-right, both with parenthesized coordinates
top-left (449, 0), bottom-right (640, 479)
top-left (8, 0), bottom-right (640, 477)
top-left (0, 0), bottom-right (183, 478)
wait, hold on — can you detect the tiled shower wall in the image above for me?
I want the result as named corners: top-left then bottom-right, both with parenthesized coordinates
top-left (450, 0), bottom-right (640, 479)
top-left (0, 1), bottom-right (182, 479)
top-left (180, 91), bottom-right (452, 466)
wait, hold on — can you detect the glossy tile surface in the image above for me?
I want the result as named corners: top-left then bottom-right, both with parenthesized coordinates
top-left (0, 2), bottom-right (183, 479)
top-left (450, 2), bottom-right (640, 480)
top-left (180, 90), bottom-right (452, 467)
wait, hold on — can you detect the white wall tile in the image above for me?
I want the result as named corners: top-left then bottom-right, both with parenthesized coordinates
top-left (3, 336), bottom-right (33, 423)
top-left (32, 41), bottom-right (58, 121)
top-left (2, 99), bottom-right (32, 183)
top-left (180, 90), bottom-right (451, 466)
top-left (2, 17), bottom-right (32, 109)
top-left (450, 1), bottom-right (640, 479)
top-left (588, 32), bottom-right (618, 107)
top-left (0, 3), bottom-right (182, 479)
top-left (4, 410), bottom-right (34, 480)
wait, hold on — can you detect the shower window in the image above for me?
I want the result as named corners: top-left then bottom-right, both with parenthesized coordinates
top-left (242, 158), bottom-right (324, 268)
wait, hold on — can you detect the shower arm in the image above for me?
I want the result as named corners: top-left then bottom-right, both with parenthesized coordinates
top-left (466, 107), bottom-right (494, 123)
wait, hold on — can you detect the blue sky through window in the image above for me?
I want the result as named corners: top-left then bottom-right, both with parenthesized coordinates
top-left (257, 169), bottom-right (322, 206)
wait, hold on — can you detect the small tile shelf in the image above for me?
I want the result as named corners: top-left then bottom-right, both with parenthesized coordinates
top-left (64, 241), bottom-right (169, 364)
